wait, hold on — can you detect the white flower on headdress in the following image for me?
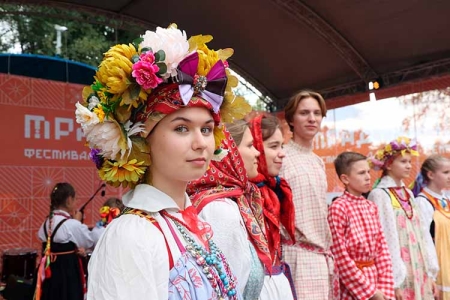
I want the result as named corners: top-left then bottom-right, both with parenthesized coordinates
top-left (87, 96), bottom-right (100, 110)
top-left (84, 121), bottom-right (129, 161)
top-left (123, 120), bottom-right (145, 150)
top-left (140, 26), bottom-right (189, 79)
top-left (75, 102), bottom-right (99, 130)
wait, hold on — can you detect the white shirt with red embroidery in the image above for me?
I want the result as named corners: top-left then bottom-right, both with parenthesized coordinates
top-left (328, 191), bottom-right (395, 300)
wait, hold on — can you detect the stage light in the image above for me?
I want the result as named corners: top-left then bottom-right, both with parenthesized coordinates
top-left (368, 79), bottom-right (382, 91)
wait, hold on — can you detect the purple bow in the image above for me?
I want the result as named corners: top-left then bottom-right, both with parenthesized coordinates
top-left (177, 52), bottom-right (228, 113)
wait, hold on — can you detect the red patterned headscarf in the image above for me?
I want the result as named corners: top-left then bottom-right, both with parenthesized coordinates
top-left (248, 115), bottom-right (296, 263)
top-left (187, 128), bottom-right (272, 272)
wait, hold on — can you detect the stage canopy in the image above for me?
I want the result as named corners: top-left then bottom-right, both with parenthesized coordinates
top-left (3, 0), bottom-right (450, 109)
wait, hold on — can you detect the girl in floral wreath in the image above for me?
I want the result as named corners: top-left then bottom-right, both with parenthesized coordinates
top-left (412, 154), bottom-right (449, 300)
top-left (91, 197), bottom-right (124, 247)
top-left (247, 114), bottom-right (297, 300)
top-left (76, 24), bottom-right (251, 300)
top-left (368, 137), bottom-right (438, 300)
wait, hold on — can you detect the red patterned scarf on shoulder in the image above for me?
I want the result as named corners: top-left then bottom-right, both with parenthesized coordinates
top-left (187, 129), bottom-right (272, 272)
top-left (248, 115), bottom-right (296, 264)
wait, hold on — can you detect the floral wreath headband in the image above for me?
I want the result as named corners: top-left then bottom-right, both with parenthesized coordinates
top-left (75, 24), bottom-right (251, 188)
top-left (368, 136), bottom-right (419, 171)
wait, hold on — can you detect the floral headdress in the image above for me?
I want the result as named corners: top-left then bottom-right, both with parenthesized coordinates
top-left (75, 24), bottom-right (251, 188)
top-left (368, 136), bottom-right (419, 171)
top-left (97, 206), bottom-right (121, 227)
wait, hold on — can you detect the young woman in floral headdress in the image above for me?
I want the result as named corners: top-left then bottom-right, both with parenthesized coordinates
top-left (75, 24), bottom-right (251, 300)
top-left (412, 154), bottom-right (449, 300)
top-left (368, 137), bottom-right (438, 300)
top-left (247, 114), bottom-right (297, 299)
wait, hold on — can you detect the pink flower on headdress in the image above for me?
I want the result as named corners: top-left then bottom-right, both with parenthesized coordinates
top-left (132, 52), bottom-right (163, 89)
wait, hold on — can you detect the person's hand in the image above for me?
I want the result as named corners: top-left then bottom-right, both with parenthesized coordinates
top-left (370, 290), bottom-right (387, 300)
top-left (432, 281), bottom-right (440, 300)
top-left (395, 288), bottom-right (403, 300)
top-left (77, 247), bottom-right (86, 257)
top-left (73, 210), bottom-right (83, 221)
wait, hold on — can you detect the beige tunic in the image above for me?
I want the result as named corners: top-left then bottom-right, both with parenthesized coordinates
top-left (280, 140), bottom-right (335, 300)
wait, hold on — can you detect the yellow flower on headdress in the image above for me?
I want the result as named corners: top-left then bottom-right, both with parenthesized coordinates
top-left (214, 126), bottom-right (226, 149)
top-left (95, 90), bottom-right (110, 104)
top-left (93, 106), bottom-right (105, 122)
top-left (188, 35), bottom-right (213, 53)
top-left (120, 86), bottom-right (149, 109)
top-left (220, 95), bottom-right (252, 124)
top-left (384, 143), bottom-right (392, 153)
top-left (397, 136), bottom-right (411, 144)
top-left (95, 44), bottom-right (137, 95)
top-left (99, 159), bottom-right (146, 188)
top-left (197, 44), bottom-right (220, 76)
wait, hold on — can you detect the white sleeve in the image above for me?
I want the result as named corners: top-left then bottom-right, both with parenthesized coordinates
top-left (91, 226), bottom-right (106, 248)
top-left (66, 219), bottom-right (95, 249)
top-left (414, 195), bottom-right (439, 280)
top-left (199, 198), bottom-right (252, 294)
top-left (368, 188), bottom-right (406, 288)
top-left (87, 214), bottom-right (169, 300)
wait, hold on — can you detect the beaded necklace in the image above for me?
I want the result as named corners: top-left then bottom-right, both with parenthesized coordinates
top-left (160, 210), bottom-right (238, 299)
top-left (389, 187), bottom-right (414, 219)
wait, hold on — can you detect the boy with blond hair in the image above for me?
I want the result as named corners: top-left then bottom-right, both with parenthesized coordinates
top-left (328, 151), bottom-right (394, 300)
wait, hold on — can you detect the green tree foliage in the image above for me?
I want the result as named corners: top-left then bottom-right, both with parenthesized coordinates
top-left (0, 4), bottom-right (141, 66)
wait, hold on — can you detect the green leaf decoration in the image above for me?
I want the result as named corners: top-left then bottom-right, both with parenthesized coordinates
top-left (131, 54), bottom-right (140, 63)
top-left (132, 37), bottom-right (144, 48)
top-left (156, 62), bottom-right (167, 75)
top-left (129, 84), bottom-right (141, 101)
top-left (92, 80), bottom-right (104, 92)
top-left (141, 47), bottom-right (152, 53)
top-left (155, 50), bottom-right (166, 62)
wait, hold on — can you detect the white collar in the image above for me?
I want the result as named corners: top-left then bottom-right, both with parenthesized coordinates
top-left (53, 209), bottom-right (71, 217)
top-left (376, 176), bottom-right (405, 188)
top-left (423, 186), bottom-right (446, 199)
top-left (123, 184), bottom-right (192, 213)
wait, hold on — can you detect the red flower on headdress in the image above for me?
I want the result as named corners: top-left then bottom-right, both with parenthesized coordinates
top-left (132, 52), bottom-right (163, 89)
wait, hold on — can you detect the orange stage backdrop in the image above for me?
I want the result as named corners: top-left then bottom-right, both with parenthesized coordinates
top-left (0, 73), bottom-right (122, 258)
